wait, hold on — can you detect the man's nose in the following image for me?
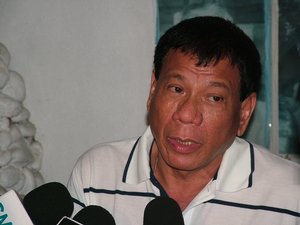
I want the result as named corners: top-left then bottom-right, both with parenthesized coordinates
top-left (172, 96), bottom-right (202, 126)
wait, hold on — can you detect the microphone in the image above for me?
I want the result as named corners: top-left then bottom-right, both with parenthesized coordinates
top-left (23, 182), bottom-right (74, 225)
top-left (73, 205), bottom-right (116, 225)
top-left (56, 205), bottom-right (116, 225)
top-left (0, 189), bottom-right (34, 225)
top-left (143, 197), bottom-right (185, 225)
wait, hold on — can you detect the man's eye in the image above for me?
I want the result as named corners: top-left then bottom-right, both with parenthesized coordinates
top-left (210, 96), bottom-right (224, 102)
top-left (170, 86), bottom-right (183, 93)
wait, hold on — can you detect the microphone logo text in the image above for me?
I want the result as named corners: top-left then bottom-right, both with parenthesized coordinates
top-left (0, 203), bottom-right (13, 225)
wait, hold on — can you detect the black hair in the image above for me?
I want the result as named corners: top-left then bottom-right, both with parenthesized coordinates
top-left (154, 16), bottom-right (262, 101)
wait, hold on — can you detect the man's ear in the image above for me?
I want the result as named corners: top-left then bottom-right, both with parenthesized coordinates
top-left (147, 72), bottom-right (157, 112)
top-left (237, 93), bottom-right (257, 136)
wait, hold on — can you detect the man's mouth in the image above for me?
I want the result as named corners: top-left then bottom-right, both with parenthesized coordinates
top-left (176, 139), bottom-right (194, 146)
top-left (168, 137), bottom-right (201, 153)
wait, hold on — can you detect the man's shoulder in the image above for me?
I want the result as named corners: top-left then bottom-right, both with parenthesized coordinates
top-left (71, 137), bottom-right (139, 173)
top-left (253, 143), bottom-right (300, 169)
top-left (252, 143), bottom-right (300, 183)
top-left (71, 137), bottom-right (140, 182)
top-left (80, 137), bottom-right (139, 161)
top-left (89, 137), bottom-right (138, 153)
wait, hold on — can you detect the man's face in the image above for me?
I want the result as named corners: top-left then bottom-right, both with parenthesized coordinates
top-left (147, 50), bottom-right (255, 172)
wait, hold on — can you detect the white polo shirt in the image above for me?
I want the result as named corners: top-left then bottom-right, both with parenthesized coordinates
top-left (67, 127), bottom-right (300, 225)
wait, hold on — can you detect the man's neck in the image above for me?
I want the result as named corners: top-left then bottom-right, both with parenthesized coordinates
top-left (151, 146), bottom-right (222, 211)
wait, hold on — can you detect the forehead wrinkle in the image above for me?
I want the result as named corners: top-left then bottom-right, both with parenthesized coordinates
top-left (164, 65), bottom-right (214, 80)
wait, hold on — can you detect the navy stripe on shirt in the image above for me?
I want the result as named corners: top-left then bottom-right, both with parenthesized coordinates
top-left (83, 187), bottom-right (158, 198)
top-left (72, 197), bottom-right (86, 208)
top-left (73, 187), bottom-right (158, 208)
top-left (207, 199), bottom-right (300, 217)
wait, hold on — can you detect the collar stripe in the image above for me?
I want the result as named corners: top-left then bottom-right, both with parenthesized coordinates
top-left (248, 142), bottom-right (255, 187)
top-left (122, 137), bottom-right (140, 182)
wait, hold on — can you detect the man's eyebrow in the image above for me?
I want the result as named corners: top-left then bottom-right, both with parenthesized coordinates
top-left (170, 73), bottom-right (184, 80)
top-left (164, 74), bottom-right (231, 92)
top-left (162, 73), bottom-right (184, 81)
top-left (208, 81), bottom-right (230, 91)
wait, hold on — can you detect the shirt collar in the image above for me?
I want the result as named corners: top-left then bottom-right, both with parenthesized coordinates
top-left (123, 126), bottom-right (154, 184)
top-left (215, 137), bottom-right (254, 192)
top-left (123, 127), bottom-right (255, 193)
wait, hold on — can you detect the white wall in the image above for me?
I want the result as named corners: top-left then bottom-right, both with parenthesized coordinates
top-left (0, 0), bottom-right (156, 185)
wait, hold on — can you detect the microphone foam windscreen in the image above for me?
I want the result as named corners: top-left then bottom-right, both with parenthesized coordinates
top-left (23, 182), bottom-right (74, 225)
top-left (73, 205), bottom-right (116, 225)
top-left (143, 197), bottom-right (184, 225)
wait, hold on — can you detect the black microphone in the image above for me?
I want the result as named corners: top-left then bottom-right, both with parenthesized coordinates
top-left (23, 182), bottom-right (74, 225)
top-left (143, 197), bottom-right (185, 225)
top-left (73, 205), bottom-right (116, 225)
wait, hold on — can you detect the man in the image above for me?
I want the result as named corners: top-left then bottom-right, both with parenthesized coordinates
top-left (68, 16), bottom-right (300, 225)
